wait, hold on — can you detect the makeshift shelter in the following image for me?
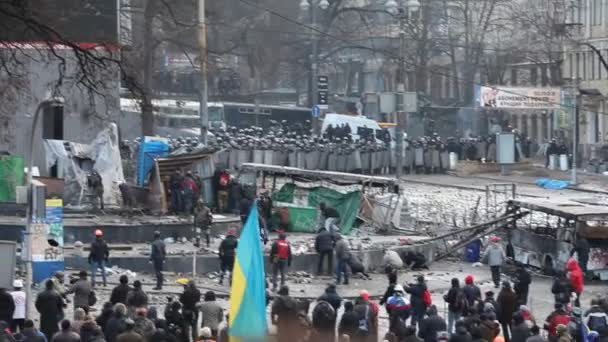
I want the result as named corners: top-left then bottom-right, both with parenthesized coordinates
top-left (43, 124), bottom-right (124, 206)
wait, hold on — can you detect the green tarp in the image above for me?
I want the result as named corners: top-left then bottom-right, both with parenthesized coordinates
top-left (0, 155), bottom-right (24, 201)
top-left (272, 184), bottom-right (360, 234)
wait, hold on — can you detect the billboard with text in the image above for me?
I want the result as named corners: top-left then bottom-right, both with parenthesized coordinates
top-left (475, 86), bottom-right (561, 109)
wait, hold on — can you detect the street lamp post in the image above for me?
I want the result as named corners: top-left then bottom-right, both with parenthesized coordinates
top-left (385, 0), bottom-right (420, 178)
top-left (24, 98), bottom-right (64, 318)
top-left (300, 0), bottom-right (329, 134)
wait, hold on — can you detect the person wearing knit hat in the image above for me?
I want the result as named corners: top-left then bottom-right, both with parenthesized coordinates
top-left (556, 324), bottom-right (572, 342)
top-left (463, 274), bottom-right (482, 310)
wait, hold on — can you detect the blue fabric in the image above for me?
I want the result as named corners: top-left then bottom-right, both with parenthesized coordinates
top-left (535, 178), bottom-right (571, 190)
top-left (137, 139), bottom-right (170, 186)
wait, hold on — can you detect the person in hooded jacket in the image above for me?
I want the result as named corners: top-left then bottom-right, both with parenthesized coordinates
top-left (110, 276), bottom-right (131, 305)
top-left (497, 281), bottom-right (518, 342)
top-left (95, 302), bottom-right (114, 332)
top-left (463, 275), bottom-right (482, 311)
top-left (405, 275), bottom-right (428, 327)
top-left (449, 321), bottom-right (473, 342)
top-left (318, 284), bottom-right (342, 313)
top-left (511, 312), bottom-right (531, 342)
top-left (312, 300), bottom-right (337, 342)
top-left (380, 272), bottom-right (398, 308)
top-left (338, 301), bottom-right (359, 338)
top-left (179, 281), bottom-right (200, 342)
top-left (386, 285), bottom-right (412, 333)
top-left (444, 278), bottom-right (466, 334)
top-left (35, 280), bottom-right (65, 340)
top-left (566, 258), bottom-right (584, 307)
top-left (315, 228), bottom-right (335, 275)
top-left (584, 298), bottom-right (608, 333)
top-left (479, 313), bottom-right (500, 342)
top-left (126, 281), bottom-right (148, 313)
top-left (418, 305), bottom-right (447, 342)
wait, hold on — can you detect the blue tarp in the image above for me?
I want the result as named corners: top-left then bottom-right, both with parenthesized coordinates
top-left (535, 178), bottom-right (571, 190)
top-left (137, 139), bottom-right (170, 186)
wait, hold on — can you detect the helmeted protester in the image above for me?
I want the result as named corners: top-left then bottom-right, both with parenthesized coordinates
top-left (463, 275), bottom-right (482, 310)
top-left (89, 229), bottom-right (109, 287)
top-left (10, 280), bottom-right (25, 333)
top-left (218, 229), bottom-right (238, 285)
top-left (386, 285), bottom-right (412, 333)
top-left (482, 236), bottom-right (507, 288)
top-left (36, 280), bottom-right (65, 340)
top-left (270, 233), bottom-right (292, 291)
top-left (110, 275), bottom-right (132, 305)
top-left (418, 305), bottom-right (447, 342)
top-left (353, 292), bottom-right (379, 342)
top-left (150, 231), bottom-right (167, 290)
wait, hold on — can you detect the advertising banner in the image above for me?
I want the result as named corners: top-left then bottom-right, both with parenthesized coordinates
top-left (475, 86), bottom-right (561, 109)
top-left (32, 199), bottom-right (64, 283)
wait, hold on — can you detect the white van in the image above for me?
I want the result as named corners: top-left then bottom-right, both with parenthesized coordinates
top-left (321, 113), bottom-right (382, 141)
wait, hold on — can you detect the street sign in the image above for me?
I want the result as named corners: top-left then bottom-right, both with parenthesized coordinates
top-left (317, 76), bottom-right (329, 105)
top-left (312, 105), bottom-right (321, 118)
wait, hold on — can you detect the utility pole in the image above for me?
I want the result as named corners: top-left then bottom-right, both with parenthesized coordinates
top-left (198, 0), bottom-right (208, 145)
top-left (311, 4), bottom-right (319, 134)
top-left (572, 92), bottom-right (579, 185)
top-left (395, 14), bottom-right (406, 179)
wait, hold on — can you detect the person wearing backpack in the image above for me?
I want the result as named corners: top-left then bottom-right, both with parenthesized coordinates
top-left (463, 275), bottom-right (482, 312)
top-left (353, 293), bottom-right (378, 342)
top-left (405, 275), bottom-right (429, 327)
top-left (418, 305), bottom-right (447, 342)
top-left (444, 278), bottom-right (467, 334)
top-left (497, 281), bottom-right (518, 342)
top-left (584, 298), bottom-right (608, 333)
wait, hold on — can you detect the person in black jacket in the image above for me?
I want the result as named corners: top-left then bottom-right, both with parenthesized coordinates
top-left (551, 272), bottom-right (571, 306)
top-left (318, 284), bottom-right (342, 313)
top-left (126, 281), bottom-right (148, 311)
top-left (35, 280), bottom-right (64, 340)
top-left (96, 302), bottom-right (114, 332)
top-left (150, 231), bottom-right (167, 290)
top-left (513, 264), bottom-right (532, 305)
top-left (418, 305), bottom-right (447, 342)
top-left (405, 275), bottom-right (428, 327)
top-left (450, 322), bottom-right (473, 342)
top-left (179, 281), bottom-right (201, 342)
top-left (0, 287), bottom-right (15, 327)
top-left (319, 202), bottom-right (340, 234)
top-left (315, 228), bottom-right (334, 275)
top-left (89, 229), bottom-right (109, 287)
top-left (105, 303), bottom-right (128, 342)
top-left (444, 278), bottom-right (466, 334)
top-left (380, 271), bottom-right (398, 308)
top-left (110, 275), bottom-right (132, 305)
top-left (511, 312), bottom-right (531, 342)
top-left (338, 301), bottom-right (359, 338)
top-left (463, 275), bottom-right (482, 311)
top-left (219, 229), bottom-right (238, 285)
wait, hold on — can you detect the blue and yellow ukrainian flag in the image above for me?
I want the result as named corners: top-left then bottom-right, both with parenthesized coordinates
top-left (229, 202), bottom-right (267, 342)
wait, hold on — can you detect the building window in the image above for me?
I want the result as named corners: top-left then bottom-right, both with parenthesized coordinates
top-left (569, 54), bottom-right (574, 79)
top-left (583, 52), bottom-right (587, 80)
top-left (531, 67), bottom-right (538, 85)
top-left (511, 69), bottom-right (518, 86)
top-left (591, 52), bottom-right (596, 80)
top-left (541, 66), bottom-right (548, 86)
top-left (593, 0), bottom-right (602, 25)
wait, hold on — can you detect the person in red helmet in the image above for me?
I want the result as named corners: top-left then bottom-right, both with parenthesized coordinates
top-left (463, 274), bottom-right (482, 310)
top-left (89, 229), bottom-right (109, 287)
top-left (566, 258), bottom-right (584, 307)
top-left (482, 236), bottom-right (507, 288)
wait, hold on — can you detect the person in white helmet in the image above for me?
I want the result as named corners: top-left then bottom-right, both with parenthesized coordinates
top-left (11, 279), bottom-right (26, 333)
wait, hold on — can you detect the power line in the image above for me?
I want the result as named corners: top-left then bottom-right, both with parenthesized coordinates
top-left (236, 0), bottom-right (608, 118)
